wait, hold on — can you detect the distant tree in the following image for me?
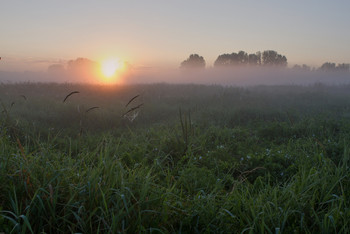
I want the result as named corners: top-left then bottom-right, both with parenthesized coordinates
top-left (48, 64), bottom-right (65, 73)
top-left (292, 64), bottom-right (301, 70)
top-left (302, 64), bottom-right (311, 71)
top-left (214, 53), bottom-right (234, 67)
top-left (214, 51), bottom-right (251, 67)
top-left (67, 58), bottom-right (99, 80)
top-left (180, 54), bottom-right (206, 69)
top-left (320, 62), bottom-right (336, 71)
top-left (256, 52), bottom-right (262, 64)
top-left (336, 63), bottom-right (350, 72)
top-left (262, 50), bottom-right (287, 67)
top-left (214, 50), bottom-right (287, 67)
top-left (292, 64), bottom-right (311, 71)
top-left (248, 52), bottom-right (261, 65)
top-left (237, 51), bottom-right (248, 64)
top-left (67, 58), bottom-right (97, 71)
top-left (319, 62), bottom-right (350, 72)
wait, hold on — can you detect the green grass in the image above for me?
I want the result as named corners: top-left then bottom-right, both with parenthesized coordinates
top-left (0, 82), bottom-right (350, 233)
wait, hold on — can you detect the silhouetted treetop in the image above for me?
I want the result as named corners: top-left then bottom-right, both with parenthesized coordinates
top-left (262, 50), bottom-right (287, 67)
top-left (337, 63), bottom-right (350, 72)
top-left (180, 54), bottom-right (206, 69)
top-left (320, 62), bottom-right (336, 71)
top-left (214, 51), bottom-right (262, 67)
top-left (214, 53), bottom-right (234, 66)
top-left (320, 62), bottom-right (350, 72)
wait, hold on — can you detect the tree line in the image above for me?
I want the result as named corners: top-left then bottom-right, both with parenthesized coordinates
top-left (180, 50), bottom-right (350, 72)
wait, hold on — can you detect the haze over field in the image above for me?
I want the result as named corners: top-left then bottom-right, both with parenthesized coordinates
top-left (2, 67), bottom-right (350, 86)
top-left (1, 1), bottom-right (350, 85)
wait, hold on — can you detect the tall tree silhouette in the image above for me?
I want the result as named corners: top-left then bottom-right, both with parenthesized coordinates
top-left (248, 52), bottom-right (261, 65)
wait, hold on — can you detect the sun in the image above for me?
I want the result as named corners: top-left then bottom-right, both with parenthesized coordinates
top-left (99, 58), bottom-right (126, 84)
top-left (101, 59), bottom-right (121, 78)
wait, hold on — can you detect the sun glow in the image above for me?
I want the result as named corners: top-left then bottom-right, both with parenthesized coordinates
top-left (99, 58), bottom-right (126, 84)
top-left (101, 59), bottom-right (121, 77)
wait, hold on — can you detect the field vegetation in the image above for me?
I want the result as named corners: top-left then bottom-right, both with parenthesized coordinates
top-left (0, 82), bottom-right (350, 233)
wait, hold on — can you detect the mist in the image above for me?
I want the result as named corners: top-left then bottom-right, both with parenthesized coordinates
top-left (126, 67), bottom-right (350, 86)
top-left (1, 66), bottom-right (350, 86)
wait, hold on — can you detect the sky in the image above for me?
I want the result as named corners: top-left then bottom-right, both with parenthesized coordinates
top-left (1, 0), bottom-right (350, 71)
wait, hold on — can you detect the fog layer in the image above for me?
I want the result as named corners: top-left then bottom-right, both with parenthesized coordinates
top-left (1, 67), bottom-right (350, 86)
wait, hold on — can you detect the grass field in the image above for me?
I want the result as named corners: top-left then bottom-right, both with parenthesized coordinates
top-left (0, 82), bottom-right (350, 233)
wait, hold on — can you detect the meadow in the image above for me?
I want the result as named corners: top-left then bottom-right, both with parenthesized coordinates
top-left (0, 82), bottom-right (349, 233)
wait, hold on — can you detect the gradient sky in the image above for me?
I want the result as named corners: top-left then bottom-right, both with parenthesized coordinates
top-left (1, 0), bottom-right (350, 71)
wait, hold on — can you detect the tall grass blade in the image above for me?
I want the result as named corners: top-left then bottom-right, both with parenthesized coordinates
top-left (63, 91), bottom-right (80, 103)
top-left (125, 94), bottom-right (140, 107)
